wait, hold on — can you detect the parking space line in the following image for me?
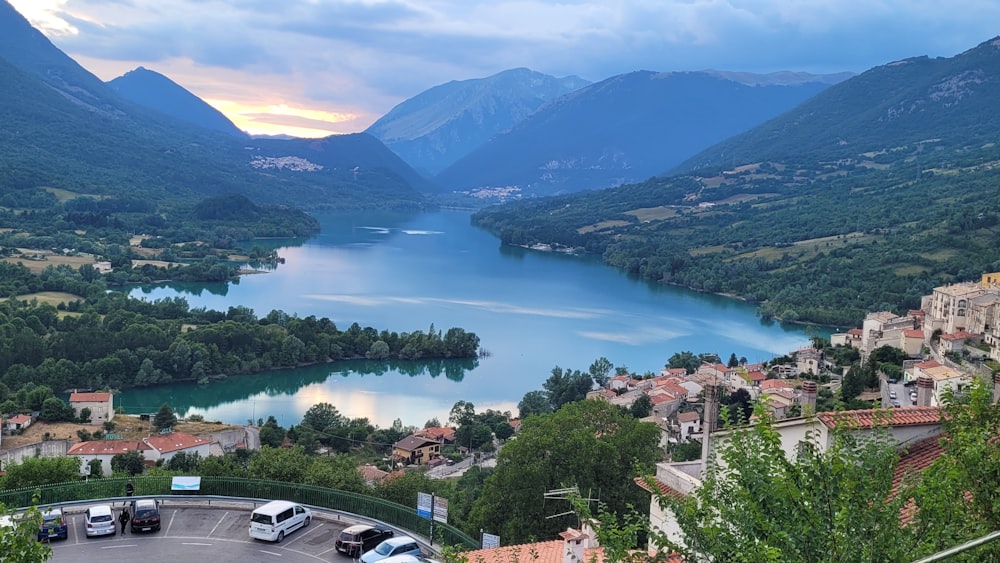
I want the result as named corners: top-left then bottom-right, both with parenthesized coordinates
top-left (182, 542), bottom-right (213, 546)
top-left (207, 511), bottom-right (228, 537)
top-left (101, 544), bottom-right (139, 549)
top-left (70, 516), bottom-right (79, 544)
top-left (259, 550), bottom-right (283, 556)
top-left (165, 510), bottom-right (177, 536)
top-left (282, 523), bottom-right (323, 547)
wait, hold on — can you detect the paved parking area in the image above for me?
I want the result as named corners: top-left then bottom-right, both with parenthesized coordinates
top-left (46, 502), bottom-right (376, 563)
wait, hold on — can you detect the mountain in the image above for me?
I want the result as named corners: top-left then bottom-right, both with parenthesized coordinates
top-left (676, 37), bottom-right (1000, 173)
top-left (366, 67), bottom-right (590, 176)
top-left (435, 70), bottom-right (847, 198)
top-left (107, 66), bottom-right (246, 136)
top-left (470, 37), bottom-right (1000, 326)
top-left (0, 0), bottom-right (427, 210)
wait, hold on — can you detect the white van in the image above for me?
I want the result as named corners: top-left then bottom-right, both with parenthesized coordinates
top-left (248, 500), bottom-right (311, 542)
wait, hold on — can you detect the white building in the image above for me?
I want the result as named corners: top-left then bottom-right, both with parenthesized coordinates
top-left (69, 392), bottom-right (114, 424)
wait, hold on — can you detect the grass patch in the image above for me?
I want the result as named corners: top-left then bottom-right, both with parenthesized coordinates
top-left (689, 245), bottom-right (728, 257)
top-left (10, 291), bottom-right (83, 307)
top-left (3, 250), bottom-right (99, 273)
top-left (43, 187), bottom-right (108, 202)
top-left (894, 265), bottom-right (928, 276)
top-left (624, 206), bottom-right (678, 222)
top-left (577, 220), bottom-right (631, 234)
top-left (920, 249), bottom-right (959, 261)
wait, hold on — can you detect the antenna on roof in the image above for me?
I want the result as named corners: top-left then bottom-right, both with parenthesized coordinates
top-left (543, 486), bottom-right (599, 520)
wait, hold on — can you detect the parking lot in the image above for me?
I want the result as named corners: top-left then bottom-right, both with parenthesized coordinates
top-left (45, 501), bottom-right (424, 563)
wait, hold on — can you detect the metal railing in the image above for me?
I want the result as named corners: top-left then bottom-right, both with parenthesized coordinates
top-left (910, 530), bottom-right (1000, 563)
top-left (0, 476), bottom-right (478, 549)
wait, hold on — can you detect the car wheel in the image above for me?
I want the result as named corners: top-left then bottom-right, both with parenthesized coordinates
top-left (277, 531), bottom-right (284, 543)
top-left (303, 516), bottom-right (310, 528)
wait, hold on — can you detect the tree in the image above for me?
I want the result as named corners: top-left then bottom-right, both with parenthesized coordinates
top-left (249, 446), bottom-right (310, 482)
top-left (628, 394), bottom-right (653, 419)
top-left (654, 405), bottom-right (920, 562)
top-left (38, 397), bottom-right (73, 422)
top-left (165, 451), bottom-right (201, 472)
top-left (154, 403), bottom-right (177, 431)
top-left (0, 503), bottom-right (52, 563)
top-left (258, 416), bottom-right (286, 448)
top-left (517, 390), bottom-right (551, 418)
top-left (589, 357), bottom-right (614, 387)
top-left (449, 400), bottom-right (477, 428)
top-left (727, 353), bottom-right (739, 368)
top-left (542, 366), bottom-right (593, 410)
top-left (111, 451), bottom-right (146, 476)
top-left (302, 402), bottom-right (344, 434)
top-left (1, 457), bottom-right (80, 489)
top-left (468, 400), bottom-right (660, 544)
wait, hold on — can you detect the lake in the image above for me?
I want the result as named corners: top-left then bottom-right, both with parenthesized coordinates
top-left (121, 210), bottom-right (822, 430)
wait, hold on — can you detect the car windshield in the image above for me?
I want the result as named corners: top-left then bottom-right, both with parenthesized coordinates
top-left (135, 509), bottom-right (157, 519)
top-left (42, 513), bottom-right (61, 523)
top-left (375, 542), bottom-right (397, 555)
top-left (340, 532), bottom-right (360, 541)
top-left (91, 515), bottom-right (113, 523)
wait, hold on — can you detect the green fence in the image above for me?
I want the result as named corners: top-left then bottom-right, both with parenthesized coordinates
top-left (0, 476), bottom-right (478, 549)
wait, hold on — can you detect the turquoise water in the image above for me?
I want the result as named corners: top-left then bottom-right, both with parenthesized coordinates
top-left (122, 210), bottom-right (822, 429)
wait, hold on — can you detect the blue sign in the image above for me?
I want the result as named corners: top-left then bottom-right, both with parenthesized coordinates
top-left (417, 492), bottom-right (433, 519)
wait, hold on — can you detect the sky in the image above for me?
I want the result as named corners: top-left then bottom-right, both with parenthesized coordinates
top-left (8, 0), bottom-right (999, 138)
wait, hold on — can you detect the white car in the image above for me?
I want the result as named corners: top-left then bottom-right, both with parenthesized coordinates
top-left (84, 505), bottom-right (116, 537)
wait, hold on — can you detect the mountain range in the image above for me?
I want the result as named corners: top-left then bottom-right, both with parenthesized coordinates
top-left (469, 36), bottom-right (1000, 326)
top-left (0, 0), bottom-right (427, 211)
top-left (434, 70), bottom-right (849, 197)
top-left (107, 67), bottom-right (246, 137)
top-left (365, 68), bottom-right (590, 176)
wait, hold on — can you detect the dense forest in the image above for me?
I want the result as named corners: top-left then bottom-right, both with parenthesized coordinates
top-left (472, 140), bottom-right (1000, 327)
top-left (0, 261), bottom-right (479, 418)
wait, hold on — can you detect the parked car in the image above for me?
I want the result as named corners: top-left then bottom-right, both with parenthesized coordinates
top-left (360, 535), bottom-right (423, 563)
top-left (130, 499), bottom-right (161, 533)
top-left (377, 556), bottom-right (442, 563)
top-left (891, 399), bottom-right (901, 408)
top-left (336, 524), bottom-right (394, 557)
top-left (38, 508), bottom-right (68, 541)
top-left (84, 505), bottom-right (116, 537)
top-left (889, 390), bottom-right (897, 399)
top-left (248, 500), bottom-right (311, 542)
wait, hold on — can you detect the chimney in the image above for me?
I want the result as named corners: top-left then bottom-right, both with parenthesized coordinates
top-left (917, 375), bottom-right (934, 407)
top-left (701, 383), bottom-right (719, 475)
top-left (994, 372), bottom-right (1000, 404)
top-left (801, 380), bottom-right (818, 416)
top-left (560, 527), bottom-right (590, 563)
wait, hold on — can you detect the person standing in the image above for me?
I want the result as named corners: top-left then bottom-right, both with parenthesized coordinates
top-left (126, 479), bottom-right (135, 498)
top-left (119, 507), bottom-right (130, 535)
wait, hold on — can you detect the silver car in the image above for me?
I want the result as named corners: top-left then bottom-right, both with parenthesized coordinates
top-left (84, 505), bottom-right (116, 537)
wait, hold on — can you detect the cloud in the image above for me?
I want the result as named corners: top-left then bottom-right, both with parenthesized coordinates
top-left (10, 0), bottom-right (1000, 134)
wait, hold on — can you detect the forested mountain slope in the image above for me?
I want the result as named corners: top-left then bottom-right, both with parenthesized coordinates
top-left (437, 70), bottom-right (844, 197)
top-left (472, 38), bottom-right (1000, 327)
top-left (366, 67), bottom-right (590, 176)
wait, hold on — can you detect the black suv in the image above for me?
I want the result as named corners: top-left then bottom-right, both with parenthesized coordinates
top-left (130, 499), bottom-right (161, 533)
top-left (335, 524), bottom-right (394, 557)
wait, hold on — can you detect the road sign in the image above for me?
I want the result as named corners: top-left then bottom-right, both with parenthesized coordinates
top-left (417, 492), bottom-right (433, 519)
top-left (482, 532), bottom-right (500, 549)
top-left (432, 496), bottom-right (448, 524)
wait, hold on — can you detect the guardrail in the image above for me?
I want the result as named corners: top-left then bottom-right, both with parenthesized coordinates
top-left (0, 476), bottom-right (478, 549)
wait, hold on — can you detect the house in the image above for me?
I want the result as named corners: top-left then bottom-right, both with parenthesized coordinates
top-left (608, 375), bottom-right (639, 392)
top-left (660, 367), bottom-right (688, 378)
top-left (460, 526), bottom-right (607, 563)
top-left (939, 330), bottom-right (981, 355)
top-left (639, 402), bottom-right (946, 557)
top-left (794, 347), bottom-right (823, 376)
top-left (676, 411), bottom-right (700, 438)
top-left (141, 431), bottom-right (211, 464)
top-left (357, 464), bottom-right (390, 486)
top-left (67, 440), bottom-right (150, 476)
top-left (901, 329), bottom-right (925, 357)
top-left (392, 435), bottom-right (442, 465)
top-left (415, 426), bottom-right (456, 444)
top-left (5, 414), bottom-right (32, 432)
top-left (831, 328), bottom-right (863, 348)
top-left (68, 392), bottom-right (114, 424)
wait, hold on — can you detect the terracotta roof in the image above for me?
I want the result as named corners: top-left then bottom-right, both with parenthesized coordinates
top-left (461, 538), bottom-right (605, 563)
top-left (69, 392), bottom-right (111, 403)
top-left (142, 432), bottom-right (210, 454)
top-left (677, 411), bottom-right (700, 423)
top-left (634, 476), bottom-right (686, 500)
top-left (746, 370), bottom-right (767, 381)
top-left (8, 414), bottom-right (31, 424)
top-left (415, 426), bottom-right (456, 441)
top-left (914, 359), bottom-right (942, 369)
top-left (892, 434), bottom-right (945, 496)
top-left (68, 440), bottom-right (148, 456)
top-left (357, 464), bottom-right (389, 483)
top-left (848, 328), bottom-right (863, 336)
top-left (759, 379), bottom-right (789, 391)
top-left (817, 407), bottom-right (943, 429)
top-left (393, 435), bottom-right (440, 452)
top-left (903, 329), bottom-right (924, 338)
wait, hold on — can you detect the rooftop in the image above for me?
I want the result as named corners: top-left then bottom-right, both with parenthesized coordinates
top-left (817, 407), bottom-right (943, 429)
